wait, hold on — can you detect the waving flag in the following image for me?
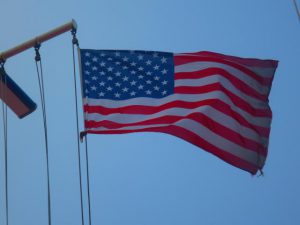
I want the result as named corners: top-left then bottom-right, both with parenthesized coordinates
top-left (0, 67), bottom-right (37, 118)
top-left (79, 49), bottom-right (278, 174)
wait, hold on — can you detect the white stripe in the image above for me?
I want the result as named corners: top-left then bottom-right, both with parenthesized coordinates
top-left (175, 61), bottom-right (269, 95)
top-left (88, 123), bottom-right (166, 131)
top-left (244, 66), bottom-right (276, 78)
top-left (175, 119), bottom-right (265, 167)
top-left (175, 75), bottom-right (268, 109)
top-left (84, 92), bottom-right (271, 127)
top-left (85, 104), bottom-right (269, 144)
top-left (175, 53), bottom-right (276, 78)
top-left (87, 118), bottom-right (265, 166)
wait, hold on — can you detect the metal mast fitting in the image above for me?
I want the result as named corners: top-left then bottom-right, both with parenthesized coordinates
top-left (0, 19), bottom-right (77, 60)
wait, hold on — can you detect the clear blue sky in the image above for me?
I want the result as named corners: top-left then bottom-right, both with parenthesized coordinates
top-left (0, 0), bottom-right (300, 225)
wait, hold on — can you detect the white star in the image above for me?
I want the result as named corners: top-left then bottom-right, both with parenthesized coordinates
top-left (146, 80), bottom-right (152, 84)
top-left (85, 89), bottom-right (89, 93)
top-left (91, 86), bottom-right (97, 91)
top-left (123, 56), bottom-right (128, 62)
top-left (107, 76), bottom-right (113, 81)
top-left (100, 62), bottom-right (106, 67)
top-left (153, 65), bottom-right (159, 70)
top-left (146, 60), bottom-right (152, 65)
top-left (138, 66), bottom-right (144, 71)
top-left (115, 82), bottom-right (121, 87)
top-left (154, 86), bottom-right (160, 91)
top-left (138, 85), bottom-right (144, 90)
top-left (145, 90), bottom-right (152, 95)
top-left (99, 81), bottom-right (105, 86)
top-left (115, 71), bottom-right (121, 76)
top-left (122, 76), bottom-right (129, 81)
top-left (107, 86), bottom-right (113, 91)
top-left (138, 55), bottom-right (144, 60)
top-left (99, 71), bottom-right (105, 76)
top-left (99, 92), bottom-right (105, 97)
top-left (154, 76), bottom-right (160, 81)
top-left (153, 52), bottom-right (158, 57)
top-left (92, 66), bottom-right (98, 71)
top-left (85, 52), bottom-right (91, 57)
top-left (161, 57), bottom-right (167, 63)
top-left (108, 57), bottom-right (113, 61)
top-left (130, 80), bottom-right (137, 86)
top-left (92, 57), bottom-right (98, 62)
top-left (85, 61), bottom-right (91, 66)
top-left (115, 52), bottom-right (121, 56)
top-left (115, 61), bottom-right (121, 65)
top-left (161, 69), bottom-right (167, 74)
top-left (84, 80), bottom-right (90, 84)
top-left (100, 53), bottom-right (106, 57)
top-left (131, 62), bottom-right (137, 66)
top-left (162, 90), bottom-right (167, 95)
top-left (92, 76), bottom-right (97, 80)
top-left (130, 91), bottom-right (136, 96)
top-left (85, 71), bottom-right (90, 75)
top-left (114, 93), bottom-right (121, 98)
top-left (162, 80), bottom-right (168, 85)
top-left (138, 75), bottom-right (144, 79)
top-left (131, 70), bottom-right (136, 75)
top-left (107, 67), bottom-right (113, 72)
top-left (123, 66), bottom-right (128, 70)
top-left (122, 87), bottom-right (129, 92)
top-left (146, 71), bottom-right (152, 76)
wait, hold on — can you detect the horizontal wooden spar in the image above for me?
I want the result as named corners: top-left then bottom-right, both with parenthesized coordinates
top-left (0, 19), bottom-right (77, 61)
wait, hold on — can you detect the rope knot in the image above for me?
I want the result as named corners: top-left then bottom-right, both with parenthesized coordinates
top-left (34, 42), bottom-right (41, 62)
top-left (71, 28), bottom-right (79, 47)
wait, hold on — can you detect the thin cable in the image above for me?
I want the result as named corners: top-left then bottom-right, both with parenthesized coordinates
top-left (4, 74), bottom-right (8, 225)
top-left (84, 136), bottom-right (92, 225)
top-left (71, 30), bottom-right (85, 225)
top-left (1, 63), bottom-right (9, 225)
top-left (34, 44), bottom-right (52, 225)
top-left (293, 0), bottom-right (300, 21)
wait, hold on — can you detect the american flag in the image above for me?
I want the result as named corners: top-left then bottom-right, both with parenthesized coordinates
top-left (79, 49), bottom-right (278, 174)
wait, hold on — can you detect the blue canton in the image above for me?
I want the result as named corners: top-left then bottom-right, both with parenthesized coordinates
top-left (80, 49), bottom-right (174, 100)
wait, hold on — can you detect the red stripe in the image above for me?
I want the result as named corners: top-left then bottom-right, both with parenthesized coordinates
top-left (211, 100), bottom-right (270, 137)
top-left (177, 51), bottom-right (278, 68)
top-left (85, 84), bottom-right (271, 117)
top-left (85, 99), bottom-right (216, 115)
top-left (175, 67), bottom-right (268, 101)
top-left (85, 112), bottom-right (267, 156)
top-left (174, 55), bottom-right (273, 86)
top-left (86, 125), bottom-right (260, 174)
top-left (84, 99), bottom-right (270, 137)
top-left (175, 83), bottom-right (272, 117)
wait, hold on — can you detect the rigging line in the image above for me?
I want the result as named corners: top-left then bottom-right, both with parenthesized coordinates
top-left (1, 62), bottom-right (9, 225)
top-left (84, 136), bottom-right (92, 225)
top-left (293, 0), bottom-right (300, 21)
top-left (34, 44), bottom-right (52, 225)
top-left (71, 30), bottom-right (85, 225)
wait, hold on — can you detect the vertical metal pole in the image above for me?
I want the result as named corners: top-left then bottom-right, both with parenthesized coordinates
top-left (71, 30), bottom-right (85, 225)
top-left (1, 64), bottom-right (9, 225)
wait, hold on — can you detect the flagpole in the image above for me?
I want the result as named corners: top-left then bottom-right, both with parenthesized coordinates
top-left (0, 20), bottom-right (77, 61)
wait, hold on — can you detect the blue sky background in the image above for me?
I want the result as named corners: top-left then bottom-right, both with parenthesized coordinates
top-left (0, 0), bottom-right (300, 225)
